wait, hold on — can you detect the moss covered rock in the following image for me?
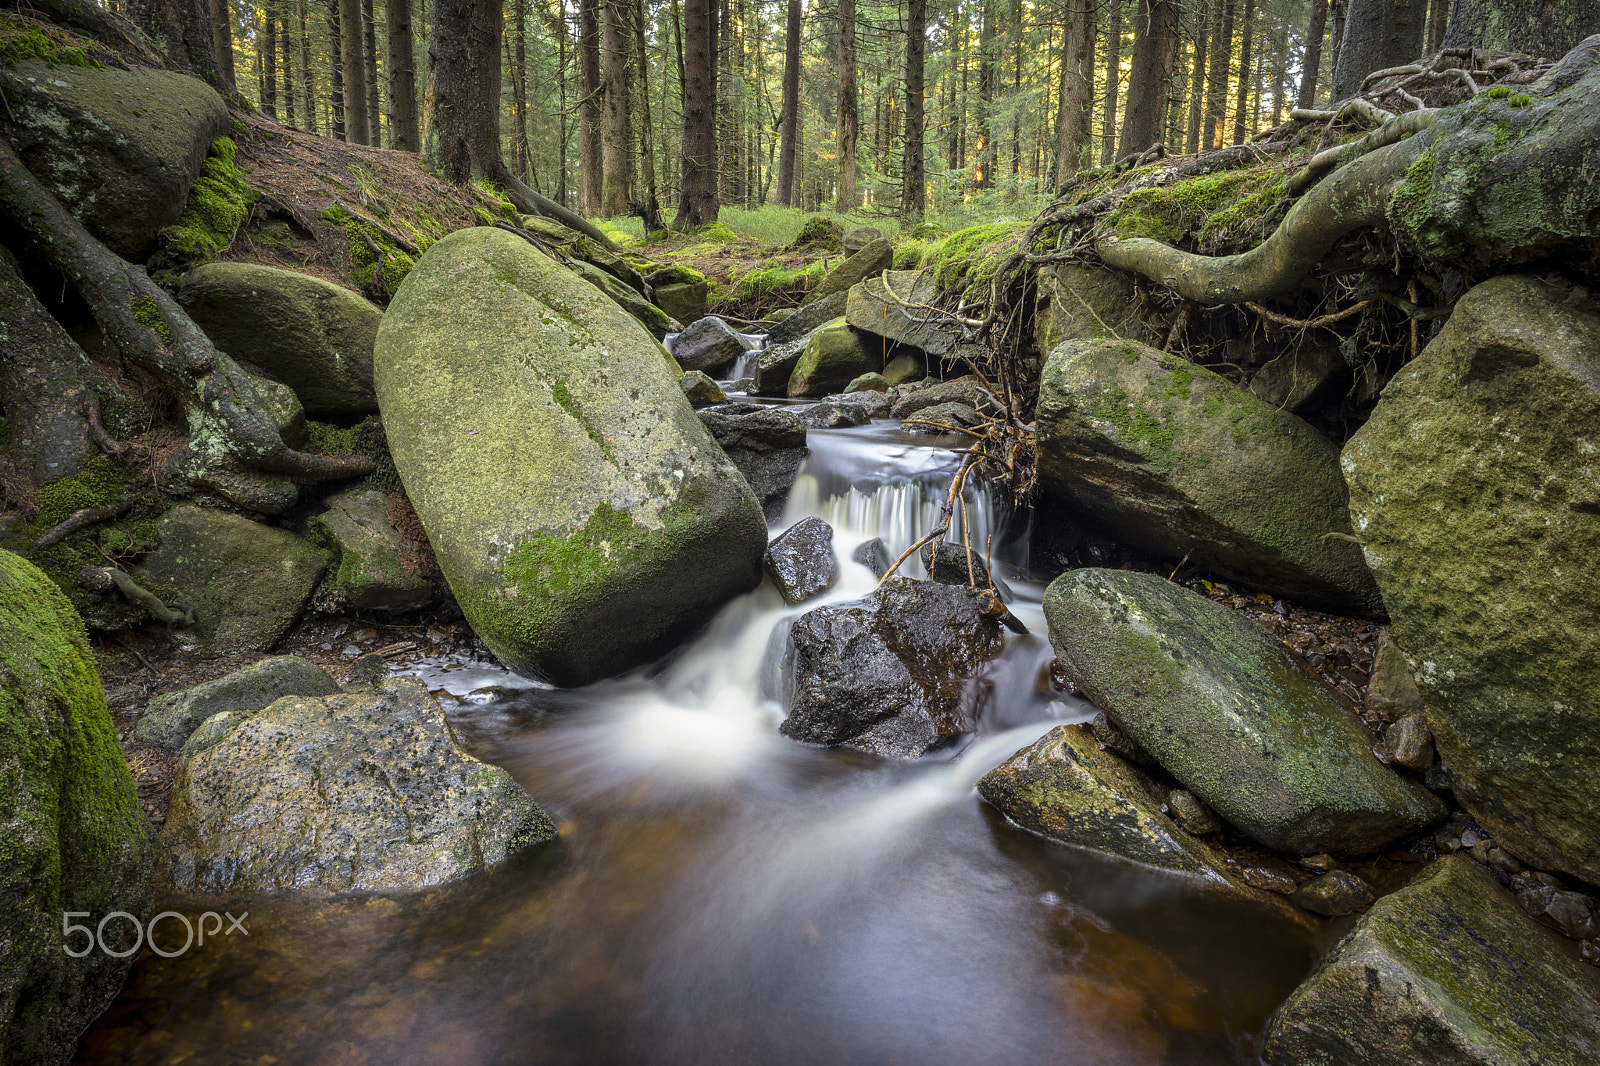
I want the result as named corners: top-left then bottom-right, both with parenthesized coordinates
top-left (310, 488), bottom-right (433, 612)
top-left (1045, 568), bottom-right (1444, 856)
top-left (846, 271), bottom-right (983, 364)
top-left (653, 280), bottom-right (708, 325)
top-left (133, 655), bottom-right (342, 750)
top-left (175, 262), bottom-right (383, 418)
top-left (0, 59), bottom-right (228, 259)
top-left (569, 257), bottom-right (674, 340)
top-left (158, 676), bottom-right (556, 895)
top-left (0, 549), bottom-right (155, 1065)
top-left (1342, 274), bottom-right (1600, 882)
top-left (802, 237), bottom-right (894, 306)
top-left (134, 506), bottom-right (330, 658)
top-left (374, 227), bottom-right (766, 685)
top-left (1036, 338), bottom-right (1381, 614)
top-left (788, 317), bottom-right (879, 398)
top-left (1263, 855), bottom-right (1600, 1065)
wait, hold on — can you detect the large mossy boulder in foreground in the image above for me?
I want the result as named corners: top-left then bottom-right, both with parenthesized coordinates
top-left (1263, 855), bottom-right (1600, 1065)
top-left (1343, 275), bottom-right (1600, 883)
top-left (0, 550), bottom-right (155, 1065)
top-left (159, 677), bottom-right (555, 895)
top-left (1036, 339), bottom-right (1380, 615)
top-left (375, 227), bottom-right (767, 685)
top-left (0, 59), bottom-right (229, 259)
top-left (176, 263), bottom-right (383, 417)
top-left (1046, 569), bottom-right (1443, 856)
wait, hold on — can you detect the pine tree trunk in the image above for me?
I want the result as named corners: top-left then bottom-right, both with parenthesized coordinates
top-left (511, 1), bottom-right (530, 178)
top-left (976, 0), bottom-right (997, 187)
top-left (1328, 0), bottom-right (1347, 85)
top-left (774, 0), bottom-right (801, 206)
top-left (284, 4), bottom-right (297, 127)
top-left (1117, 0), bottom-right (1177, 159)
top-left (1054, 0), bottom-right (1097, 183)
top-left (902, 0), bottom-right (926, 216)
top-left (127, 0), bottom-right (233, 91)
top-left (601, 0), bottom-right (631, 215)
top-left (329, 0), bottom-right (348, 139)
top-left (579, 0), bottom-right (604, 214)
top-left (299, 0), bottom-right (317, 133)
top-left (676, 0), bottom-right (719, 227)
top-left (1331, 0), bottom-right (1424, 100)
top-left (387, 0), bottom-right (420, 150)
top-left (364, 0), bottom-right (381, 141)
top-left (263, 2), bottom-right (280, 121)
top-left (210, 0), bottom-right (236, 90)
top-left (1425, 0), bottom-right (1447, 52)
top-left (341, 0), bottom-right (370, 142)
top-left (1099, 0), bottom-right (1122, 165)
top-left (1297, 0), bottom-right (1327, 108)
top-left (634, 0), bottom-right (664, 229)
top-left (1230, 0), bottom-right (1253, 145)
top-left (1202, 0), bottom-right (1233, 148)
top-left (1185, 0), bottom-right (1209, 152)
top-left (835, 0), bottom-right (858, 212)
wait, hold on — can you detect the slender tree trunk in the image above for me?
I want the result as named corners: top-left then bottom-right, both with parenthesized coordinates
top-left (1230, 0), bottom-right (1253, 145)
top-left (1425, 0), bottom-right (1448, 52)
top-left (903, 0), bottom-right (926, 216)
top-left (387, 0), bottom-right (420, 149)
top-left (1269, 22), bottom-right (1286, 126)
top-left (341, 0), bottom-right (370, 143)
top-left (299, 0), bottom-right (317, 133)
top-left (634, 0), bottom-right (663, 228)
top-left (977, 0), bottom-right (997, 187)
top-left (1202, 0), bottom-right (1233, 148)
top-left (1117, 0), bottom-right (1177, 159)
top-left (1099, 0), bottom-right (1122, 165)
top-left (601, 0), bottom-right (631, 214)
top-left (1010, 0), bottom-right (1021, 180)
top-left (1054, 0), bottom-right (1096, 183)
top-left (1297, 0), bottom-right (1327, 108)
top-left (1185, 0), bottom-right (1209, 152)
top-left (558, 0), bottom-right (570, 204)
top-left (364, 0), bottom-right (381, 140)
top-left (1331, 0), bottom-right (1424, 100)
top-left (284, 3), bottom-right (298, 126)
top-left (210, 0), bottom-right (236, 90)
top-left (579, 0), bottom-right (604, 214)
top-left (835, 0), bottom-right (858, 212)
top-left (262, 2), bottom-right (280, 121)
top-left (329, 0), bottom-right (348, 139)
top-left (775, 0), bottom-right (801, 206)
top-left (677, 0), bottom-right (719, 227)
top-left (1329, 0), bottom-right (1347, 83)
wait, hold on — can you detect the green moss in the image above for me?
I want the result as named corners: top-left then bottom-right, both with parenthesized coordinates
top-left (157, 137), bottom-right (254, 264)
top-left (322, 205), bottom-right (433, 292)
top-left (305, 417), bottom-right (402, 494)
top-left (1483, 85), bottom-right (1515, 100)
top-left (729, 262), bottom-right (825, 302)
top-left (0, 13), bottom-right (99, 69)
top-left (697, 222), bottom-right (738, 244)
top-left (1108, 166), bottom-right (1291, 252)
top-left (928, 221), bottom-right (1025, 294)
top-left (130, 294), bottom-right (172, 344)
top-left (497, 502), bottom-right (643, 640)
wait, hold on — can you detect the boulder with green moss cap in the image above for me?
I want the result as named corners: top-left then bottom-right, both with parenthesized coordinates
top-left (788, 318), bottom-right (879, 398)
top-left (374, 227), bottom-right (767, 685)
top-left (1036, 338), bottom-right (1380, 615)
top-left (0, 549), bottom-right (155, 1065)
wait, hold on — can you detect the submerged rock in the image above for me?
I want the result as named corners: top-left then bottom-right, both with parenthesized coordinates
top-left (1045, 568), bottom-right (1443, 856)
top-left (764, 517), bottom-right (839, 606)
top-left (788, 318), bottom-right (880, 398)
top-left (697, 403), bottom-right (808, 520)
top-left (374, 228), bottom-right (766, 686)
top-left (1263, 856), bottom-right (1600, 1065)
top-left (783, 577), bottom-right (1005, 758)
top-left (135, 655), bottom-right (342, 750)
top-left (311, 488), bottom-right (434, 612)
top-left (135, 506), bottom-right (330, 658)
top-left (175, 262), bottom-right (383, 417)
top-left (0, 550), bottom-right (155, 1066)
top-left (1036, 340), bottom-right (1380, 614)
top-left (673, 316), bottom-right (748, 375)
top-left (1342, 275), bottom-right (1600, 883)
top-left (159, 676), bottom-right (556, 895)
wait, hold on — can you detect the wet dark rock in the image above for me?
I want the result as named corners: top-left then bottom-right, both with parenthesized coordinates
top-left (798, 401), bottom-right (871, 429)
top-left (1045, 568), bottom-right (1445, 856)
top-left (673, 316), bottom-right (748, 375)
top-left (890, 376), bottom-right (985, 419)
top-left (1471, 839), bottom-right (1525, 875)
top-left (804, 237), bottom-right (894, 306)
top-left (1238, 860), bottom-right (1301, 895)
top-left (826, 389), bottom-right (893, 417)
top-left (1263, 856), bottom-right (1600, 1066)
top-left (1293, 870), bottom-right (1376, 916)
top-left (883, 352), bottom-right (925, 385)
top-left (920, 540), bottom-right (992, 587)
top-left (845, 372), bottom-right (891, 393)
top-left (851, 537), bottom-right (894, 577)
top-left (903, 400), bottom-right (983, 434)
top-left (680, 369), bottom-right (728, 406)
top-left (697, 404), bottom-right (809, 521)
top-left (764, 518), bottom-right (840, 606)
top-left (1515, 881), bottom-right (1599, 941)
top-left (159, 676), bottom-right (557, 895)
top-left (1583, 941), bottom-right (1600, 967)
top-left (135, 655), bottom-right (342, 750)
top-left (783, 577), bottom-right (1004, 758)
top-left (754, 338), bottom-right (808, 395)
top-left (1088, 711), bottom-right (1154, 767)
top-left (765, 290), bottom-right (849, 347)
top-left (1366, 633), bottom-right (1425, 722)
top-left (1248, 339), bottom-right (1349, 415)
top-left (1166, 790), bottom-right (1221, 835)
top-left (1385, 713), bottom-right (1434, 771)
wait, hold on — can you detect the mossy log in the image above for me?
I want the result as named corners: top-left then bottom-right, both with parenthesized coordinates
top-left (1098, 36), bottom-right (1600, 304)
top-left (0, 137), bottom-right (374, 512)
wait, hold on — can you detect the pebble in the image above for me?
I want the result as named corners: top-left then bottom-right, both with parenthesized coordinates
top-left (342, 645), bottom-right (361, 657)
top-left (1582, 940), bottom-right (1600, 967)
top-left (1293, 870), bottom-right (1376, 917)
top-left (1239, 864), bottom-right (1299, 895)
top-left (1515, 881), bottom-right (1599, 940)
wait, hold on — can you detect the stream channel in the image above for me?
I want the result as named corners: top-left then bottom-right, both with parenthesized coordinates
top-left (78, 402), bottom-right (1318, 1065)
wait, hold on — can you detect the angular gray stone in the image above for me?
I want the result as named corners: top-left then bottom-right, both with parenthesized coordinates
top-left (680, 369), bottom-right (728, 406)
top-left (374, 228), bottom-right (767, 685)
top-left (1037, 339), bottom-right (1381, 615)
top-left (765, 290), bottom-right (849, 347)
top-left (753, 338), bottom-right (808, 396)
top-left (903, 400), bottom-right (982, 434)
top-left (851, 537), bottom-right (894, 577)
top-left (697, 403), bottom-right (809, 521)
top-left (783, 577), bottom-right (1004, 758)
top-left (135, 506), bottom-right (330, 659)
top-left (846, 271), bottom-right (983, 362)
top-left (1365, 633), bottom-right (1424, 722)
top-left (1263, 856), bottom-right (1600, 1066)
top-left (653, 281), bottom-right (709, 324)
top-left (135, 655), bottom-right (342, 750)
top-left (798, 401), bottom-right (871, 429)
top-left (842, 226), bottom-right (884, 254)
top-left (175, 263), bottom-right (383, 417)
top-left (803, 237), bottom-right (894, 306)
top-left (882, 353), bottom-right (926, 385)
top-left (890, 376), bottom-right (985, 419)
top-left (1045, 568), bottom-right (1444, 856)
top-left (159, 676), bottom-right (556, 895)
top-left (673, 316), bottom-right (748, 375)
top-left (826, 389), bottom-right (893, 417)
top-left (920, 540), bottom-right (992, 588)
top-left (311, 488), bottom-right (434, 612)
top-left (764, 517), bottom-right (839, 606)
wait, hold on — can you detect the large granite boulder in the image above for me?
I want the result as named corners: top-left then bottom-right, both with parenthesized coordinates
top-left (697, 403), bottom-right (808, 520)
top-left (1343, 275), bottom-right (1600, 882)
top-left (672, 315), bottom-right (748, 375)
top-left (788, 318), bottom-right (880, 398)
top-left (174, 263), bottom-right (383, 417)
top-left (311, 488), bottom-right (434, 612)
top-left (783, 578), bottom-right (1005, 758)
top-left (0, 59), bottom-right (229, 259)
top-left (134, 655), bottom-right (342, 750)
top-left (159, 676), bottom-right (556, 895)
top-left (1263, 855), bottom-right (1600, 1065)
top-left (0, 550), bottom-right (155, 1066)
top-left (374, 228), bottom-right (767, 685)
top-left (1046, 568), bottom-right (1443, 856)
top-left (1033, 262), bottom-right (1162, 354)
top-left (1036, 339), bottom-right (1380, 615)
top-left (134, 506), bottom-right (330, 659)
top-left (803, 237), bottom-right (894, 305)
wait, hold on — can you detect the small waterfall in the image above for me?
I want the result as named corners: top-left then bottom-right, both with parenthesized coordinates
top-left (724, 350), bottom-right (759, 383)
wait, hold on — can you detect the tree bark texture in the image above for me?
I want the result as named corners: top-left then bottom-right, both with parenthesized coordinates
top-left (387, 0), bottom-right (420, 150)
top-left (341, 0), bottom-right (370, 143)
top-left (1118, 0), bottom-right (1179, 160)
top-left (1099, 0), bottom-right (1122, 165)
top-left (1297, 0), bottom-right (1327, 108)
top-left (364, 0), bottom-right (381, 140)
top-left (1185, 0), bottom-right (1209, 153)
top-left (835, 0), bottom-right (858, 212)
top-left (579, 0), bottom-right (604, 215)
top-left (978, 0), bottom-right (998, 186)
top-left (775, 0), bottom-right (801, 207)
top-left (262, 2), bottom-right (279, 121)
top-left (127, 0), bottom-right (232, 92)
top-left (1332, 0), bottom-right (1424, 101)
top-left (902, 0), bottom-right (927, 216)
top-left (209, 0), bottom-right (236, 91)
top-left (1202, 0), bottom-right (1233, 148)
top-left (676, 0), bottom-right (720, 228)
top-left (1230, 0), bottom-right (1254, 145)
top-left (601, 0), bottom-right (633, 215)
top-left (1054, 0), bottom-right (1097, 183)
top-left (328, 0), bottom-right (347, 138)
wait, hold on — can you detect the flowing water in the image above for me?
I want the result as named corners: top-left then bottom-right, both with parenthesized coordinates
top-left (77, 423), bottom-right (1317, 1066)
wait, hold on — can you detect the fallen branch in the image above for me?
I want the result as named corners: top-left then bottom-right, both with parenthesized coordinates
top-left (1244, 299), bottom-right (1373, 331)
top-left (34, 491), bottom-right (138, 549)
top-left (79, 566), bottom-right (194, 627)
